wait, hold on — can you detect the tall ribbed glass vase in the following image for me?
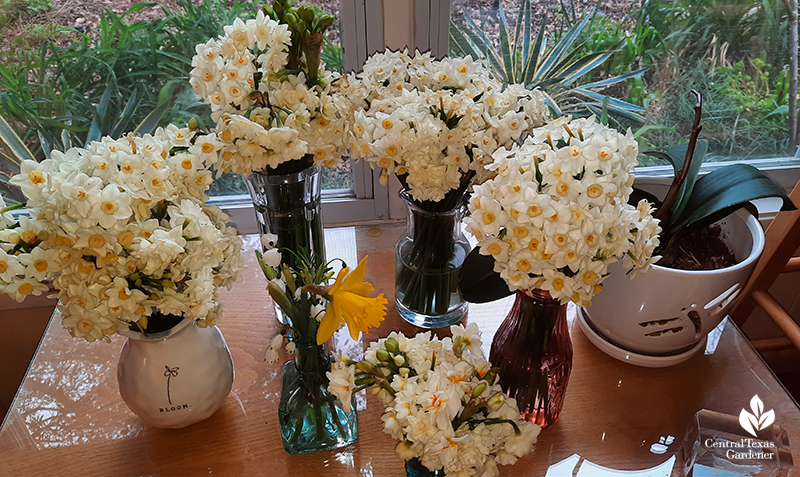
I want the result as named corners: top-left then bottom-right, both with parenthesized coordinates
top-left (243, 156), bottom-right (326, 273)
top-left (394, 191), bottom-right (469, 328)
top-left (278, 341), bottom-right (358, 454)
top-left (490, 289), bottom-right (573, 428)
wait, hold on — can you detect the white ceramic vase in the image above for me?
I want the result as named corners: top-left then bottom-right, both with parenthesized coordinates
top-left (117, 318), bottom-right (234, 428)
top-left (581, 209), bottom-right (765, 366)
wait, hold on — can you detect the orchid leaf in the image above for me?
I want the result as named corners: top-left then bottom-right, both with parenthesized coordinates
top-left (672, 163), bottom-right (795, 238)
top-left (459, 248), bottom-right (513, 303)
top-left (649, 139), bottom-right (707, 221)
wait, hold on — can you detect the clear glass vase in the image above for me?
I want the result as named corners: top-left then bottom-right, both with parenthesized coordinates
top-left (489, 289), bottom-right (573, 428)
top-left (405, 457), bottom-right (445, 477)
top-left (394, 191), bottom-right (469, 328)
top-left (278, 341), bottom-right (358, 454)
top-left (243, 157), bottom-right (326, 273)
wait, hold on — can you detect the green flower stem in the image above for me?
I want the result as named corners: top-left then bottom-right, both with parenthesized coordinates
top-left (327, 398), bottom-right (347, 437)
top-left (396, 172), bottom-right (473, 316)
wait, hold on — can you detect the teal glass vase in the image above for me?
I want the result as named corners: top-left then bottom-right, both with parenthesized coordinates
top-left (405, 458), bottom-right (445, 477)
top-left (278, 341), bottom-right (358, 453)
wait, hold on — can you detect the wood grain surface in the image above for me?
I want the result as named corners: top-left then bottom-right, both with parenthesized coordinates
top-left (1, 224), bottom-right (798, 477)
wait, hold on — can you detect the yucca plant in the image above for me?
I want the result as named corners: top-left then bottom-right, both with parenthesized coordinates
top-left (449, 0), bottom-right (647, 122)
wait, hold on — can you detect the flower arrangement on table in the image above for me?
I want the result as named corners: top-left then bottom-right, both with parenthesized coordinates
top-left (458, 116), bottom-right (661, 427)
top-left (256, 236), bottom-right (388, 453)
top-left (190, 0), bottom-right (345, 174)
top-left (463, 116), bottom-right (662, 305)
top-left (327, 324), bottom-right (540, 476)
top-left (2, 126), bottom-right (243, 341)
top-left (339, 48), bottom-right (550, 322)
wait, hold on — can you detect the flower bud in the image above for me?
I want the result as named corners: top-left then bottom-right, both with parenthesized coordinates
top-left (471, 383), bottom-right (487, 399)
top-left (376, 349), bottom-right (391, 364)
top-left (395, 441), bottom-right (415, 460)
top-left (393, 354), bottom-right (405, 367)
top-left (356, 360), bottom-right (376, 375)
top-left (487, 392), bottom-right (506, 410)
top-left (384, 338), bottom-right (399, 354)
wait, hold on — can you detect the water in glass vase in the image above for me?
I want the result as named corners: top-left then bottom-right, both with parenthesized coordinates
top-left (277, 343), bottom-right (358, 453)
top-left (394, 191), bottom-right (470, 328)
top-left (394, 237), bottom-right (469, 328)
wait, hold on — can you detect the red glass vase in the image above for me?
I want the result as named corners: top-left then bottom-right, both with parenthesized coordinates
top-left (490, 289), bottom-right (573, 428)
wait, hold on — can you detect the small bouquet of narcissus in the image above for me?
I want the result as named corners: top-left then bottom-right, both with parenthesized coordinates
top-left (326, 324), bottom-right (541, 476)
top-left (257, 234), bottom-right (388, 357)
top-left (190, 0), bottom-right (348, 174)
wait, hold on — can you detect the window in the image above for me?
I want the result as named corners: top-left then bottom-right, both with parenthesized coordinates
top-left (448, 0), bottom-right (800, 172)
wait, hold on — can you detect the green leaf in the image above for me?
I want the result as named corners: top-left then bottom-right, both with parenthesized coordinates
top-left (458, 247), bottom-right (513, 303)
top-left (557, 50), bottom-right (615, 86)
top-left (110, 88), bottom-right (140, 138)
top-left (462, 9), bottom-right (505, 78)
top-left (132, 101), bottom-right (170, 136)
top-left (87, 84), bottom-right (114, 145)
top-left (449, 23), bottom-right (483, 62)
top-left (531, 11), bottom-right (593, 85)
top-left (632, 124), bottom-right (675, 139)
top-left (497, 3), bottom-right (515, 83)
top-left (672, 163), bottom-right (796, 237)
top-left (37, 130), bottom-right (53, 159)
top-left (600, 95), bottom-right (609, 126)
top-left (522, 15), bottom-right (546, 85)
top-left (0, 114), bottom-right (34, 167)
top-left (123, 2), bottom-right (158, 16)
top-left (521, 0), bottom-right (531, 74)
top-left (572, 87), bottom-right (647, 112)
top-left (579, 68), bottom-right (647, 89)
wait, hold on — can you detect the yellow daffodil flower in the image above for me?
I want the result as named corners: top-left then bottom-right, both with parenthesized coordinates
top-left (314, 256), bottom-right (387, 344)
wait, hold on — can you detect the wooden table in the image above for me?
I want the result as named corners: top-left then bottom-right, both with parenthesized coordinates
top-left (1, 224), bottom-right (799, 476)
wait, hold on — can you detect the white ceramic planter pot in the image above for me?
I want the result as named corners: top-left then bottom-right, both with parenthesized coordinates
top-left (581, 209), bottom-right (764, 365)
top-left (117, 319), bottom-right (234, 428)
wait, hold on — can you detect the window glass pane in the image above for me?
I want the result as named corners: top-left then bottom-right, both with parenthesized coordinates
top-left (450, 0), bottom-right (799, 167)
top-left (208, 0), bottom-right (354, 198)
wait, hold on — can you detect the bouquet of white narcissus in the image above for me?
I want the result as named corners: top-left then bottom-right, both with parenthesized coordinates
top-left (340, 49), bottom-right (549, 203)
top-left (464, 116), bottom-right (661, 306)
top-left (190, 0), bottom-right (347, 174)
top-left (327, 324), bottom-right (540, 476)
top-left (6, 126), bottom-right (243, 341)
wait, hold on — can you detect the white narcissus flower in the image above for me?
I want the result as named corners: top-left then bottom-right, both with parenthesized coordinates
top-left (2, 277), bottom-right (49, 303)
top-left (264, 333), bottom-right (283, 363)
top-left (262, 248), bottom-right (281, 268)
top-left (451, 323), bottom-right (485, 359)
top-left (0, 249), bottom-right (25, 282)
top-left (327, 361), bottom-right (356, 413)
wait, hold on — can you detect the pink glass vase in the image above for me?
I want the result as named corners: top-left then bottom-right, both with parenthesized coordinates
top-left (490, 289), bottom-right (573, 428)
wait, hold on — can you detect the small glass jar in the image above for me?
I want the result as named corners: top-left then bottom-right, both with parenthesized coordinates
top-left (278, 341), bottom-right (358, 454)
